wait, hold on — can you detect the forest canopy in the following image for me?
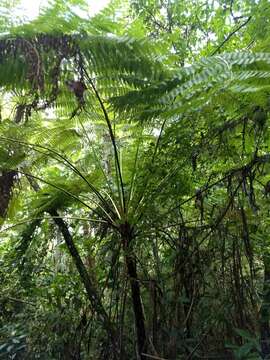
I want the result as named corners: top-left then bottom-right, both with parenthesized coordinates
top-left (1, 0), bottom-right (270, 359)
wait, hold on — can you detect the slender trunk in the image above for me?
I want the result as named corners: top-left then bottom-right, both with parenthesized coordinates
top-left (120, 222), bottom-right (147, 359)
top-left (151, 280), bottom-right (158, 352)
top-left (0, 170), bottom-right (17, 217)
top-left (26, 177), bottom-right (119, 355)
top-left (260, 255), bottom-right (270, 359)
top-left (49, 209), bottom-right (118, 355)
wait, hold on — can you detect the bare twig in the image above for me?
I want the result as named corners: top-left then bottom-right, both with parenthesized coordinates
top-left (211, 16), bottom-right (252, 55)
top-left (185, 330), bottom-right (210, 360)
top-left (2, 296), bottom-right (35, 307)
top-left (141, 353), bottom-right (168, 360)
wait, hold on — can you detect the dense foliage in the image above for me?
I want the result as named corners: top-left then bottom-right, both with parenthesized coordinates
top-left (1, 0), bottom-right (270, 359)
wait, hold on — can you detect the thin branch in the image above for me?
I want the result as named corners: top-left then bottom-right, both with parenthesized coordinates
top-left (163, 153), bottom-right (270, 217)
top-left (178, 181), bottom-right (243, 272)
top-left (211, 16), bottom-right (252, 56)
top-left (185, 330), bottom-right (210, 360)
top-left (2, 296), bottom-right (35, 307)
top-left (141, 353), bottom-right (168, 360)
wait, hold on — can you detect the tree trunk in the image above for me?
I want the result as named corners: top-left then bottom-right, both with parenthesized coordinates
top-left (120, 222), bottom-right (147, 359)
top-left (49, 209), bottom-right (118, 355)
top-left (26, 176), bottom-right (119, 356)
top-left (260, 255), bottom-right (270, 359)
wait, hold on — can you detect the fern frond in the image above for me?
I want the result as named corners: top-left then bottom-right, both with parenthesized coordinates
top-left (110, 51), bottom-right (270, 122)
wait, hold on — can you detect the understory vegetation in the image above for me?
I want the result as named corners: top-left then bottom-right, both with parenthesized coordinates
top-left (2, 0), bottom-right (270, 359)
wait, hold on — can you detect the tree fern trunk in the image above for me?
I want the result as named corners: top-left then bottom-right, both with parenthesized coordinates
top-left (260, 255), bottom-right (270, 359)
top-left (120, 222), bottom-right (147, 359)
